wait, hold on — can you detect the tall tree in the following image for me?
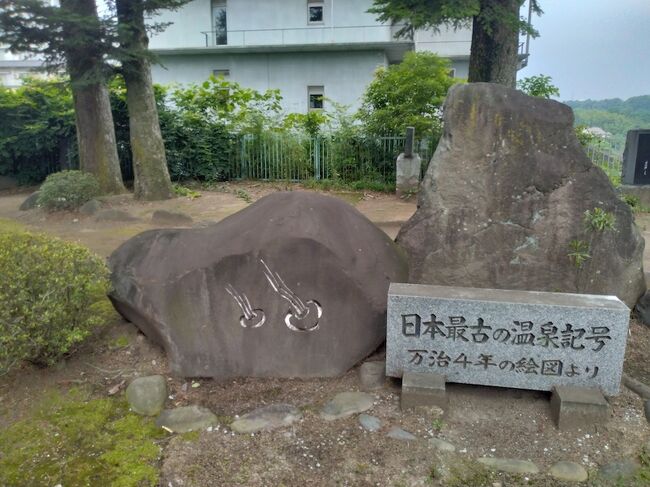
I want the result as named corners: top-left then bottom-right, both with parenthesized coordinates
top-left (369, 0), bottom-right (542, 88)
top-left (0, 0), bottom-right (125, 194)
top-left (113, 0), bottom-right (181, 200)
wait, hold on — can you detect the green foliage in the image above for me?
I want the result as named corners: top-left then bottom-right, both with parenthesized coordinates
top-left (568, 239), bottom-right (591, 268)
top-left (620, 194), bottom-right (650, 213)
top-left (159, 75), bottom-right (283, 181)
top-left (566, 95), bottom-right (650, 150)
top-left (301, 178), bottom-right (394, 193)
top-left (0, 231), bottom-right (110, 373)
top-left (358, 51), bottom-right (455, 137)
top-left (0, 77), bottom-right (76, 184)
top-left (235, 188), bottom-right (252, 203)
top-left (431, 418), bottom-right (444, 432)
top-left (283, 111), bottom-right (329, 137)
top-left (584, 207), bottom-right (616, 232)
top-left (171, 74), bottom-right (282, 134)
top-left (368, 0), bottom-right (541, 38)
top-left (574, 124), bottom-right (598, 147)
top-left (623, 194), bottom-right (641, 209)
top-left (0, 389), bottom-right (165, 486)
top-left (38, 170), bottom-right (101, 210)
top-left (173, 184), bottom-right (201, 200)
top-left (517, 74), bottom-right (560, 99)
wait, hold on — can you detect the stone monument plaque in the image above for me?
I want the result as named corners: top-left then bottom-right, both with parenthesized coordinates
top-left (622, 129), bottom-right (650, 185)
top-left (386, 284), bottom-right (630, 395)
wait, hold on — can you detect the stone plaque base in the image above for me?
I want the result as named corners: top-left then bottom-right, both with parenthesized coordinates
top-left (551, 386), bottom-right (610, 431)
top-left (401, 371), bottom-right (448, 410)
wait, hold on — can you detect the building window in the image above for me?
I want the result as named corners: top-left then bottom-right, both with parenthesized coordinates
top-left (213, 69), bottom-right (230, 79)
top-left (212, 0), bottom-right (227, 45)
top-left (308, 1), bottom-right (324, 24)
top-left (308, 86), bottom-right (324, 111)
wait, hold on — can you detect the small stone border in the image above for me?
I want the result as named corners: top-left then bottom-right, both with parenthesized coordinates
top-left (125, 375), bottom-right (647, 484)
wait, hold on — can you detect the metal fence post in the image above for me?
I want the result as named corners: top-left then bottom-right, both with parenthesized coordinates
top-left (314, 136), bottom-right (321, 180)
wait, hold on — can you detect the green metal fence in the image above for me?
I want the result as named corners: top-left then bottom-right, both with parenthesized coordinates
top-left (230, 133), bottom-right (436, 183)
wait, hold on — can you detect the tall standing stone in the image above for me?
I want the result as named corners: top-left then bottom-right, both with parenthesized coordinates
top-left (397, 83), bottom-right (645, 307)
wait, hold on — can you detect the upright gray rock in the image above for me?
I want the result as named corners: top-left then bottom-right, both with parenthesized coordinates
top-left (397, 83), bottom-right (645, 307)
top-left (109, 192), bottom-right (407, 378)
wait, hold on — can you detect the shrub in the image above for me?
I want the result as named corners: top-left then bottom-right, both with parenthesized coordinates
top-left (517, 74), bottom-right (560, 99)
top-left (37, 170), bottom-right (101, 210)
top-left (0, 231), bottom-right (110, 373)
top-left (0, 77), bottom-right (76, 184)
top-left (584, 207), bottom-right (616, 232)
top-left (358, 51), bottom-right (455, 138)
top-left (623, 194), bottom-right (640, 209)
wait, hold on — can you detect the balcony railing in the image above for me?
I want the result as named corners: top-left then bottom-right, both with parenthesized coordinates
top-left (200, 25), bottom-right (411, 48)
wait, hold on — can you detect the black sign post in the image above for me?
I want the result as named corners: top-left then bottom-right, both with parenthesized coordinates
top-left (622, 130), bottom-right (650, 185)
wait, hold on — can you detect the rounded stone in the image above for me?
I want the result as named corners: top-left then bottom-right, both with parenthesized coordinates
top-left (548, 461), bottom-right (588, 482)
top-left (320, 392), bottom-right (374, 420)
top-left (79, 199), bottom-right (102, 216)
top-left (358, 414), bottom-right (382, 432)
top-left (19, 191), bottom-right (40, 211)
top-left (645, 400), bottom-right (650, 423)
top-left (230, 404), bottom-right (301, 434)
top-left (96, 208), bottom-right (139, 222)
top-left (599, 461), bottom-right (640, 481)
top-left (109, 192), bottom-right (407, 379)
top-left (386, 427), bottom-right (416, 441)
top-left (477, 457), bottom-right (540, 475)
top-left (155, 405), bottom-right (218, 433)
top-left (125, 375), bottom-right (167, 416)
top-left (428, 437), bottom-right (455, 452)
top-left (359, 361), bottom-right (386, 391)
top-left (151, 209), bottom-right (193, 226)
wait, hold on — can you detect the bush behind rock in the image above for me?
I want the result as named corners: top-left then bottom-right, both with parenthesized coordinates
top-left (0, 231), bottom-right (111, 372)
top-left (37, 170), bottom-right (101, 210)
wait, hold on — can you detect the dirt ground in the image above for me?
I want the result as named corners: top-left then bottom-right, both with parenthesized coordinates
top-left (1, 183), bottom-right (650, 486)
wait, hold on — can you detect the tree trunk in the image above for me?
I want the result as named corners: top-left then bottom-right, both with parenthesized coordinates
top-left (468, 0), bottom-right (520, 87)
top-left (116, 0), bottom-right (174, 201)
top-left (61, 0), bottom-right (125, 194)
top-left (70, 81), bottom-right (126, 193)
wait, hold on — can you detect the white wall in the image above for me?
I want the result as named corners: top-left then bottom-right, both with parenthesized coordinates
top-left (415, 25), bottom-right (472, 58)
top-left (148, 0), bottom-right (393, 49)
top-left (149, 0), bottom-right (213, 49)
top-left (152, 50), bottom-right (388, 113)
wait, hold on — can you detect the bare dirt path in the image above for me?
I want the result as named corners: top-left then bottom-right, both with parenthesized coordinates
top-left (0, 183), bottom-right (417, 256)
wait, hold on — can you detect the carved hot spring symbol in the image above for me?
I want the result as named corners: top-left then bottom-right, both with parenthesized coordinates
top-left (260, 259), bottom-right (322, 332)
top-left (225, 283), bottom-right (266, 329)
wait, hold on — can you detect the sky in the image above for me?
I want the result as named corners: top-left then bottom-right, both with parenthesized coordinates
top-left (519, 0), bottom-right (650, 101)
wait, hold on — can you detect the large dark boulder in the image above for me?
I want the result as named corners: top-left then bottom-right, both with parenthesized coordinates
top-left (109, 191), bottom-right (407, 378)
top-left (397, 83), bottom-right (645, 307)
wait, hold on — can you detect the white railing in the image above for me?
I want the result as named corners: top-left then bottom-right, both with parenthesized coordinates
top-left (200, 25), bottom-right (410, 48)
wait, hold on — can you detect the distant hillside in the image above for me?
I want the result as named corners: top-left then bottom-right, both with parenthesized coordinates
top-left (564, 95), bottom-right (650, 150)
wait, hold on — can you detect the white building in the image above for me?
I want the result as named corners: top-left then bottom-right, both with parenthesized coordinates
top-left (149, 0), bottom-right (472, 114)
top-left (0, 47), bottom-right (44, 88)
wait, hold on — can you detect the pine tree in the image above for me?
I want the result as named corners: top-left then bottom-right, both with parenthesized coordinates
top-left (113, 0), bottom-right (182, 200)
top-left (0, 0), bottom-right (126, 194)
top-left (369, 0), bottom-right (542, 88)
